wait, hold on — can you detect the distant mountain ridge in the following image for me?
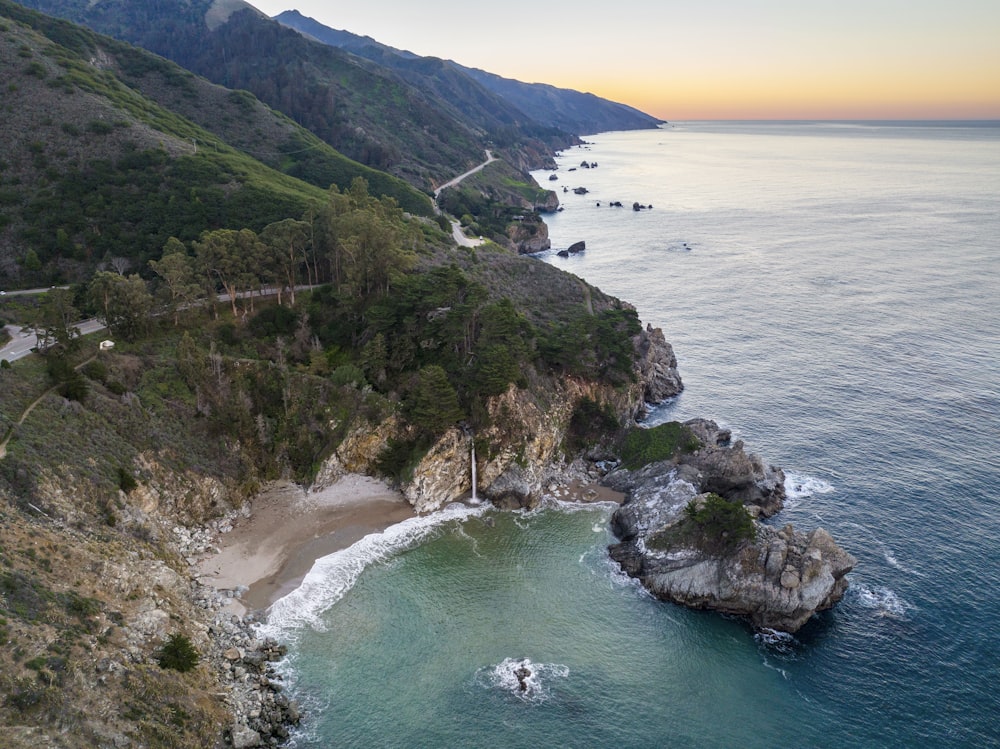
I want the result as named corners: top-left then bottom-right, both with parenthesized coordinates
top-left (274, 9), bottom-right (663, 136)
top-left (13, 0), bottom-right (661, 192)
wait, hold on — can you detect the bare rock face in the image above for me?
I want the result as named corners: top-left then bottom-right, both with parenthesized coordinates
top-left (676, 419), bottom-right (786, 517)
top-left (633, 324), bottom-right (683, 404)
top-left (605, 424), bottom-right (854, 633)
top-left (508, 218), bottom-right (552, 254)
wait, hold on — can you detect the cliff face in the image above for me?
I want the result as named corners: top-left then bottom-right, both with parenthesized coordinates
top-left (507, 219), bottom-right (552, 254)
top-left (605, 420), bottom-right (855, 633)
top-left (0, 451), bottom-right (305, 748)
top-left (402, 325), bottom-right (682, 512)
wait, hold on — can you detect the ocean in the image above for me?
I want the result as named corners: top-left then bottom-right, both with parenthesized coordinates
top-left (262, 121), bottom-right (1000, 748)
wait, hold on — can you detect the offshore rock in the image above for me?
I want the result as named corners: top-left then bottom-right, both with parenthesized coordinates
top-left (605, 426), bottom-right (854, 633)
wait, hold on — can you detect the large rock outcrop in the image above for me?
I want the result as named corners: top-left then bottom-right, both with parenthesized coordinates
top-left (605, 420), bottom-right (854, 633)
top-left (508, 218), bottom-right (552, 254)
top-left (633, 324), bottom-right (683, 406)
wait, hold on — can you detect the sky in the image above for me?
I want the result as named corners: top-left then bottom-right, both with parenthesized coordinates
top-left (247, 0), bottom-right (1000, 120)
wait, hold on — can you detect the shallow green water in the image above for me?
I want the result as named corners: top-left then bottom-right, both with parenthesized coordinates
top-left (270, 505), bottom-right (817, 748)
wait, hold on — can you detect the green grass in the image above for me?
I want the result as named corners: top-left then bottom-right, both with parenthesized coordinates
top-left (620, 421), bottom-right (701, 470)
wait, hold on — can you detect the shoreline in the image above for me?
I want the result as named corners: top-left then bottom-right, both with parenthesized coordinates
top-left (196, 475), bottom-right (416, 616)
top-left (196, 473), bottom-right (624, 617)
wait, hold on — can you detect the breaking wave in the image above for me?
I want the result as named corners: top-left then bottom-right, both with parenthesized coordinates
top-left (783, 473), bottom-right (835, 508)
top-left (260, 502), bottom-right (486, 638)
top-left (850, 583), bottom-right (913, 619)
top-left (475, 657), bottom-right (570, 703)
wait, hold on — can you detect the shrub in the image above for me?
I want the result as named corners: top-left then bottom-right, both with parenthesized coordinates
top-left (566, 397), bottom-right (620, 453)
top-left (329, 363), bottom-right (365, 388)
top-left (157, 633), bottom-right (199, 673)
top-left (57, 372), bottom-right (88, 402)
top-left (683, 493), bottom-right (756, 551)
top-left (81, 359), bottom-right (108, 383)
top-left (376, 436), bottom-right (433, 484)
top-left (117, 467), bottom-right (138, 494)
top-left (620, 421), bottom-right (700, 469)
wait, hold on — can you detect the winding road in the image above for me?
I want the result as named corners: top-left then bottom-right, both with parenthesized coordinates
top-left (1, 152), bottom-right (500, 363)
top-left (433, 150), bottom-right (496, 248)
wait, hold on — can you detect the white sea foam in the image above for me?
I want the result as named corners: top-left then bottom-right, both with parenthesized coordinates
top-left (851, 583), bottom-right (913, 618)
top-left (783, 473), bottom-right (835, 508)
top-left (878, 545), bottom-right (923, 576)
top-left (755, 628), bottom-right (799, 653)
top-left (454, 524), bottom-right (482, 557)
top-left (260, 502), bottom-right (486, 638)
top-left (475, 657), bottom-right (569, 703)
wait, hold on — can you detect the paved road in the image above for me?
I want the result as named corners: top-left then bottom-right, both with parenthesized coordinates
top-left (434, 150), bottom-right (496, 248)
top-left (433, 150), bottom-right (496, 199)
top-left (0, 285), bottom-right (70, 297)
top-left (0, 285), bottom-right (316, 364)
top-left (1, 319), bottom-right (106, 363)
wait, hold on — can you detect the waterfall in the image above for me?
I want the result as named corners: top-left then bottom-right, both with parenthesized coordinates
top-left (470, 439), bottom-right (478, 503)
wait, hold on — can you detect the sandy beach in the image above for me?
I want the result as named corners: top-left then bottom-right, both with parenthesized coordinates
top-left (197, 475), bottom-right (415, 616)
top-left (196, 472), bottom-right (624, 617)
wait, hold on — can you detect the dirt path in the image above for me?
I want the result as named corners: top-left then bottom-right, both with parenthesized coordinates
top-left (0, 355), bottom-right (95, 459)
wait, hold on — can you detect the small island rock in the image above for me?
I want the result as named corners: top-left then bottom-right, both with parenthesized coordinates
top-left (604, 420), bottom-right (855, 633)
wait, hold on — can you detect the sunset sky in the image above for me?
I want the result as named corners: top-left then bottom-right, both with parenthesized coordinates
top-left (248, 0), bottom-right (1000, 121)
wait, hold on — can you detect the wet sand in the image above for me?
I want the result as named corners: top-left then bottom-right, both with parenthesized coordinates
top-left (197, 475), bottom-right (415, 616)
top-left (196, 473), bottom-right (623, 617)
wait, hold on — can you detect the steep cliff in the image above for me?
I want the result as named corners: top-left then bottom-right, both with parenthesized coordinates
top-left (400, 325), bottom-right (682, 512)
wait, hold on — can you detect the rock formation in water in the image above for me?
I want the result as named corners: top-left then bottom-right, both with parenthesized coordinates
top-left (604, 419), bottom-right (855, 633)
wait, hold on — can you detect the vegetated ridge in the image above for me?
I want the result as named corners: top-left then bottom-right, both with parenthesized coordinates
top-left (274, 9), bottom-right (663, 137)
top-left (14, 0), bottom-right (555, 189)
top-left (0, 1), bottom-right (434, 287)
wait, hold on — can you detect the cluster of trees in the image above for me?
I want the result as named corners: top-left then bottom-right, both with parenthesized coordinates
top-left (26, 178), bottom-right (421, 348)
top-left (16, 147), bottom-right (316, 285)
top-left (18, 174), bottom-right (643, 484)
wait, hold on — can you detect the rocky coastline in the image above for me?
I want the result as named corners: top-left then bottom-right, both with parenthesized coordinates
top-left (138, 313), bottom-right (860, 749)
top-left (603, 420), bottom-right (855, 633)
top-left (174, 517), bottom-right (303, 747)
top-left (172, 319), bottom-right (851, 747)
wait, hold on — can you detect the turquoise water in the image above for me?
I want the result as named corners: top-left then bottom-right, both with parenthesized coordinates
top-left (265, 122), bottom-right (1000, 747)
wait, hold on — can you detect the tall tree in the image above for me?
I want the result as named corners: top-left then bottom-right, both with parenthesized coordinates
top-left (88, 272), bottom-right (154, 342)
top-left (149, 237), bottom-right (201, 325)
top-left (314, 178), bottom-right (418, 302)
top-left (405, 364), bottom-right (464, 436)
top-left (30, 288), bottom-right (80, 352)
top-left (261, 218), bottom-right (310, 306)
top-left (194, 228), bottom-right (264, 318)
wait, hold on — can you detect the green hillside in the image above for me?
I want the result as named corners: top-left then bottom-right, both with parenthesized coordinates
top-left (13, 0), bottom-right (494, 189)
top-left (0, 2), bottom-right (430, 287)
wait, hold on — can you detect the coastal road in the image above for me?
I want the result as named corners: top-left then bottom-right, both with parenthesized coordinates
top-left (434, 150), bottom-right (496, 248)
top-left (0, 284), bottom-right (317, 364)
top-left (1, 319), bottom-right (106, 363)
top-left (0, 285), bottom-right (70, 297)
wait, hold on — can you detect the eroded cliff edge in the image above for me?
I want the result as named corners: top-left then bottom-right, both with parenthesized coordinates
top-left (315, 322), bottom-right (685, 513)
top-left (604, 419), bottom-right (855, 633)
